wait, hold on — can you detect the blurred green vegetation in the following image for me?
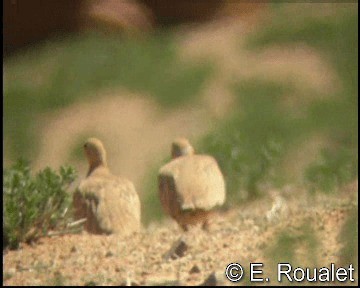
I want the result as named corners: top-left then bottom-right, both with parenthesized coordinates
top-left (305, 148), bottom-right (357, 194)
top-left (248, 4), bottom-right (358, 95)
top-left (4, 31), bottom-right (212, 160)
top-left (68, 131), bottom-right (100, 163)
top-left (49, 272), bottom-right (67, 286)
top-left (198, 4), bottom-right (358, 203)
top-left (266, 220), bottom-right (319, 266)
top-left (199, 80), bottom-right (302, 202)
top-left (142, 157), bottom-right (171, 226)
top-left (266, 221), bottom-right (319, 282)
top-left (339, 206), bottom-right (358, 268)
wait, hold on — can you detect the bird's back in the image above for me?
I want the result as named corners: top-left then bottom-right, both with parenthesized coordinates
top-left (75, 169), bottom-right (141, 235)
top-left (159, 155), bottom-right (226, 213)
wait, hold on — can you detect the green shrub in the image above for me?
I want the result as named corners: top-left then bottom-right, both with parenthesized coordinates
top-left (305, 147), bottom-right (358, 194)
top-left (3, 159), bottom-right (77, 249)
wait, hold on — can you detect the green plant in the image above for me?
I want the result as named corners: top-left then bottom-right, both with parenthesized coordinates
top-left (199, 80), bottom-right (302, 202)
top-left (266, 221), bottom-right (319, 278)
top-left (141, 157), bottom-right (171, 225)
top-left (199, 3), bottom-right (358, 202)
top-left (305, 147), bottom-right (358, 194)
top-left (338, 206), bottom-right (358, 268)
top-left (246, 3), bottom-right (358, 155)
top-left (247, 4), bottom-right (358, 85)
top-left (3, 159), bottom-right (77, 249)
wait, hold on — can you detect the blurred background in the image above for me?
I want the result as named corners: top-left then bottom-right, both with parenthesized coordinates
top-left (3, 1), bottom-right (358, 226)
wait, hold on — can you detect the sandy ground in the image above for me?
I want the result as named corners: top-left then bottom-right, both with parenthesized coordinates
top-left (3, 183), bottom-right (358, 286)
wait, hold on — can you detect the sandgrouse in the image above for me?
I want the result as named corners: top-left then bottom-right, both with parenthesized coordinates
top-left (158, 138), bottom-right (226, 231)
top-left (73, 138), bottom-right (141, 235)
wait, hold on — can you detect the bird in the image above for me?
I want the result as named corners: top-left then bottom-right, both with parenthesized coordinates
top-left (73, 137), bottom-right (141, 235)
top-left (158, 138), bottom-right (226, 231)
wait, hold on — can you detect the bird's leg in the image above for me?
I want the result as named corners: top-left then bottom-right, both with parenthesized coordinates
top-left (181, 224), bottom-right (189, 232)
top-left (202, 211), bottom-right (215, 232)
top-left (202, 220), bottom-right (210, 231)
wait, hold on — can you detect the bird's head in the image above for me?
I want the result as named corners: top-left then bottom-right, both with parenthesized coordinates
top-left (171, 138), bottom-right (195, 159)
top-left (84, 137), bottom-right (107, 174)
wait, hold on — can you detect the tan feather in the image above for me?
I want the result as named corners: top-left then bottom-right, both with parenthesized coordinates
top-left (73, 138), bottom-right (141, 235)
